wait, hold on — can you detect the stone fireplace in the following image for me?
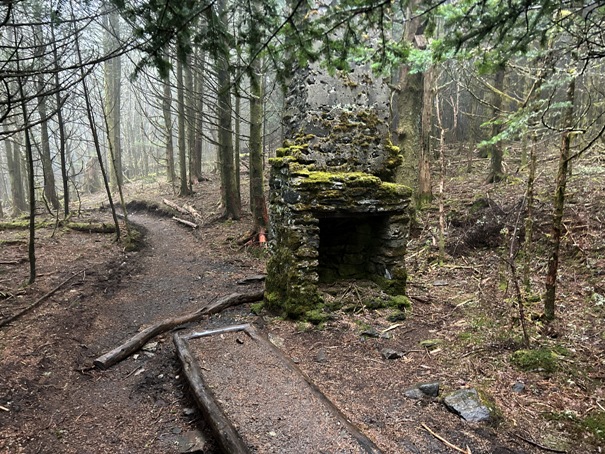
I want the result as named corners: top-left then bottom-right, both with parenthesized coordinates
top-left (265, 66), bottom-right (412, 318)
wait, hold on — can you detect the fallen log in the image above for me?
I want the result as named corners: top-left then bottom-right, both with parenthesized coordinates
top-left (172, 216), bottom-right (198, 229)
top-left (93, 290), bottom-right (264, 370)
top-left (0, 220), bottom-right (116, 233)
top-left (163, 198), bottom-right (190, 216)
top-left (174, 332), bottom-right (250, 454)
top-left (183, 203), bottom-right (203, 223)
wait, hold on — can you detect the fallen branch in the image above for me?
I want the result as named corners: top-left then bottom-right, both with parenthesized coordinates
top-left (93, 290), bottom-right (264, 370)
top-left (183, 203), bottom-right (203, 223)
top-left (0, 270), bottom-right (85, 329)
top-left (421, 423), bottom-right (472, 454)
top-left (172, 216), bottom-right (198, 229)
top-left (0, 220), bottom-right (116, 233)
top-left (163, 198), bottom-right (190, 216)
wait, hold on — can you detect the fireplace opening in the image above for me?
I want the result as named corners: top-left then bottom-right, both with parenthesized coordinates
top-left (317, 214), bottom-right (389, 284)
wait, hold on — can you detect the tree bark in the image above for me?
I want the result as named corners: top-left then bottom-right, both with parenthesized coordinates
top-left (391, 0), bottom-right (432, 204)
top-left (191, 50), bottom-right (204, 181)
top-left (4, 130), bottom-right (27, 215)
top-left (185, 57), bottom-right (195, 190)
top-left (212, 0), bottom-right (241, 219)
top-left (162, 68), bottom-right (176, 183)
top-left (104, 7), bottom-right (123, 190)
top-left (544, 75), bottom-right (576, 321)
top-left (249, 56), bottom-right (268, 235)
top-left (51, 19), bottom-right (70, 218)
top-left (486, 67), bottom-right (505, 183)
top-left (417, 66), bottom-right (434, 204)
top-left (177, 57), bottom-right (191, 196)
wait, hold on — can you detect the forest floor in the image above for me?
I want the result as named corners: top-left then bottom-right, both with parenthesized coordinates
top-left (0, 148), bottom-right (604, 454)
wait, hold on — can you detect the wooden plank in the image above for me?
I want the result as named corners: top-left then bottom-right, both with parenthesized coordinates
top-left (174, 333), bottom-right (250, 454)
top-left (178, 323), bottom-right (382, 454)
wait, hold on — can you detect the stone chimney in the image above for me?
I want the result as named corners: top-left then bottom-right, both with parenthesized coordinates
top-left (265, 64), bottom-right (412, 318)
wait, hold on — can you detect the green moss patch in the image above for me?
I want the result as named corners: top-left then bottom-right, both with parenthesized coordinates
top-left (511, 347), bottom-right (569, 374)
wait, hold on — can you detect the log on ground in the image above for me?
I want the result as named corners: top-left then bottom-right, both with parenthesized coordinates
top-left (93, 290), bottom-right (264, 370)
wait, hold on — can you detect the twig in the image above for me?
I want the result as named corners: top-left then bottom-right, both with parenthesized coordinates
top-left (380, 323), bottom-right (403, 334)
top-left (0, 405), bottom-right (9, 412)
top-left (509, 432), bottom-right (568, 453)
top-left (421, 423), bottom-right (472, 454)
top-left (0, 270), bottom-right (85, 329)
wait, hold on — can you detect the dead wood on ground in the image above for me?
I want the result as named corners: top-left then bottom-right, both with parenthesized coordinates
top-left (162, 199), bottom-right (189, 216)
top-left (93, 290), bottom-right (264, 370)
top-left (174, 331), bottom-right (250, 454)
top-left (0, 270), bottom-right (85, 329)
top-left (0, 220), bottom-right (116, 233)
top-left (172, 216), bottom-right (198, 229)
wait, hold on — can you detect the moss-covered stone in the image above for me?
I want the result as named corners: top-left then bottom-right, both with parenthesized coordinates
top-left (299, 171), bottom-right (382, 188)
top-left (511, 347), bottom-right (569, 374)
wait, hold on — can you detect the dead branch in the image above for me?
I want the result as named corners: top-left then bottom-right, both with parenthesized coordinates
top-left (188, 324), bottom-right (251, 340)
top-left (172, 216), bottom-right (198, 229)
top-left (183, 203), bottom-right (203, 222)
top-left (0, 270), bottom-right (85, 329)
top-left (162, 198), bottom-right (190, 216)
top-left (421, 423), bottom-right (472, 454)
top-left (93, 290), bottom-right (264, 370)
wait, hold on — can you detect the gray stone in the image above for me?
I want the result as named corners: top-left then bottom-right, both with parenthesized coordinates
top-left (443, 388), bottom-right (491, 422)
top-left (403, 382), bottom-right (440, 400)
top-left (403, 387), bottom-right (425, 400)
top-left (381, 348), bottom-right (404, 360)
top-left (175, 429), bottom-right (207, 453)
top-left (314, 348), bottom-right (328, 363)
top-left (418, 382), bottom-right (440, 397)
top-left (361, 328), bottom-right (380, 338)
top-left (512, 382), bottom-right (525, 393)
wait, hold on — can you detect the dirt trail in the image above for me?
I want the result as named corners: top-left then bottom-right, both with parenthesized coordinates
top-left (0, 211), bottom-right (263, 454)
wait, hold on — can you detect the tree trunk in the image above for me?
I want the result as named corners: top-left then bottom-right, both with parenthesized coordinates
top-left (417, 66), bottom-right (434, 204)
top-left (50, 20), bottom-right (70, 217)
top-left (217, 59), bottom-right (241, 219)
top-left (36, 78), bottom-right (61, 211)
top-left (72, 4), bottom-right (121, 242)
top-left (486, 67), bottom-right (505, 183)
top-left (234, 91), bottom-right (241, 197)
top-left (33, 17), bottom-right (61, 212)
top-left (16, 77), bottom-right (37, 284)
top-left (391, 0), bottom-right (431, 204)
top-left (177, 56), bottom-right (191, 196)
top-left (249, 56), bottom-right (268, 234)
top-left (162, 69), bottom-right (176, 183)
top-left (185, 58), bottom-right (195, 189)
top-left (544, 76), bottom-right (576, 321)
top-left (192, 51), bottom-right (204, 181)
top-left (104, 7), bottom-right (122, 190)
top-left (4, 130), bottom-right (28, 215)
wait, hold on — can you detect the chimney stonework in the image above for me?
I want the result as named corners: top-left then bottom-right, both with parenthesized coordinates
top-left (265, 65), bottom-right (413, 318)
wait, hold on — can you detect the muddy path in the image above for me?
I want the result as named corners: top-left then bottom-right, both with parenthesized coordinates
top-left (0, 211), bottom-right (264, 454)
